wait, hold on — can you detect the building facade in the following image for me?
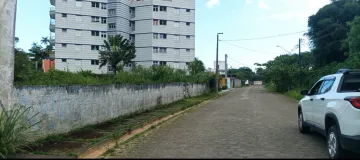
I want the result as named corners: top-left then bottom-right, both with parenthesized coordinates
top-left (50, 0), bottom-right (195, 74)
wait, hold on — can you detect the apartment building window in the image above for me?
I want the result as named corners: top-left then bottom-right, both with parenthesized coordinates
top-left (153, 61), bottom-right (159, 66)
top-left (160, 61), bottom-right (167, 66)
top-left (75, 45), bottom-right (82, 52)
top-left (91, 60), bottom-right (99, 65)
top-left (159, 47), bottom-right (167, 53)
top-left (186, 9), bottom-right (191, 12)
top-left (76, 15), bottom-right (82, 21)
top-left (153, 20), bottom-right (159, 26)
top-left (174, 8), bottom-right (180, 14)
top-left (92, 2), bottom-right (100, 8)
top-left (62, 28), bottom-right (67, 33)
top-left (153, 6), bottom-right (158, 12)
top-left (101, 17), bottom-right (107, 24)
top-left (160, 34), bottom-right (167, 39)
top-left (174, 35), bottom-right (180, 41)
top-left (109, 9), bottom-right (116, 15)
top-left (62, 59), bottom-right (67, 62)
top-left (186, 35), bottom-right (191, 39)
top-left (153, 47), bottom-right (159, 53)
top-left (160, 20), bottom-right (167, 25)
top-left (153, 33), bottom-right (158, 39)
top-left (174, 48), bottom-right (180, 54)
top-left (62, 43), bottom-right (67, 47)
top-left (91, 16), bottom-right (100, 22)
top-left (91, 31), bottom-right (100, 36)
top-left (91, 45), bottom-right (100, 50)
top-left (129, 34), bottom-right (135, 43)
top-left (101, 32), bottom-right (107, 38)
top-left (108, 23), bottom-right (116, 28)
top-left (75, 0), bottom-right (82, 7)
top-left (101, 3), bottom-right (107, 9)
top-left (186, 22), bottom-right (190, 26)
top-left (62, 13), bottom-right (67, 17)
top-left (160, 6), bottom-right (167, 12)
top-left (76, 30), bottom-right (82, 36)
top-left (186, 49), bottom-right (191, 52)
top-left (174, 22), bottom-right (180, 28)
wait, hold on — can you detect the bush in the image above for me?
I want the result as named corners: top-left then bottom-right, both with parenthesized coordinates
top-left (14, 66), bottom-right (213, 86)
top-left (221, 85), bottom-right (228, 90)
top-left (284, 89), bottom-right (304, 100)
top-left (0, 104), bottom-right (40, 158)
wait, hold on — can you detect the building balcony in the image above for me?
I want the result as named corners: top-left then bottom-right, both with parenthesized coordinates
top-left (50, 36), bottom-right (55, 46)
top-left (49, 20), bottom-right (55, 32)
top-left (50, 0), bottom-right (55, 6)
top-left (50, 7), bottom-right (55, 19)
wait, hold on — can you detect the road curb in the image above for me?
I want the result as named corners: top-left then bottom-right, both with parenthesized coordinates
top-left (77, 92), bottom-right (228, 159)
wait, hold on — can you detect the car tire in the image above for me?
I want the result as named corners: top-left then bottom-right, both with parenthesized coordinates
top-left (298, 111), bottom-right (310, 134)
top-left (327, 125), bottom-right (345, 159)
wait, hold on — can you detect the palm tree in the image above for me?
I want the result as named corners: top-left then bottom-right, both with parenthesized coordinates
top-left (99, 34), bottom-right (136, 74)
top-left (0, 0), bottom-right (17, 109)
top-left (40, 37), bottom-right (49, 45)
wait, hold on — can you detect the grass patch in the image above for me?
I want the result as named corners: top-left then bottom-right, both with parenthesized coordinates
top-left (68, 152), bottom-right (79, 158)
top-left (284, 89), bottom-right (304, 100)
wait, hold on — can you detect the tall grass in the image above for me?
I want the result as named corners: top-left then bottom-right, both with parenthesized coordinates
top-left (15, 66), bottom-right (213, 86)
top-left (0, 104), bottom-right (40, 158)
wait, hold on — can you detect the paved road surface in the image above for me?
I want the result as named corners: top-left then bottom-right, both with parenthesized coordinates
top-left (106, 86), bottom-right (359, 158)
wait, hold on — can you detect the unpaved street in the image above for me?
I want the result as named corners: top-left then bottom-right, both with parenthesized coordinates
top-left (105, 86), bottom-right (358, 158)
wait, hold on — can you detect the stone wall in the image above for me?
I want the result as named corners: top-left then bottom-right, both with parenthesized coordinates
top-left (13, 83), bottom-right (208, 137)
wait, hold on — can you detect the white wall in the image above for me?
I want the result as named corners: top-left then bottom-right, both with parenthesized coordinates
top-left (13, 83), bottom-right (209, 137)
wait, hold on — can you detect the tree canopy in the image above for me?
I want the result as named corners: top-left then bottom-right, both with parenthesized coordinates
top-left (99, 34), bottom-right (136, 74)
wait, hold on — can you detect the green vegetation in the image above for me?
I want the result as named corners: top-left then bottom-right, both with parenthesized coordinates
top-left (0, 104), bottom-right (39, 158)
top-left (261, 0), bottom-right (360, 100)
top-left (14, 65), bottom-right (214, 86)
top-left (14, 34), bottom-right (215, 86)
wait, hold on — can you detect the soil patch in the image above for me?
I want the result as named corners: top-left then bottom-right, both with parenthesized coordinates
top-left (68, 131), bottom-right (105, 140)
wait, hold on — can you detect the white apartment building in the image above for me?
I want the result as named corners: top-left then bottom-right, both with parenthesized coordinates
top-left (49, 0), bottom-right (195, 74)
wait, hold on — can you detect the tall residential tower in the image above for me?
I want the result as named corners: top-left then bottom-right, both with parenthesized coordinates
top-left (50, 0), bottom-right (195, 73)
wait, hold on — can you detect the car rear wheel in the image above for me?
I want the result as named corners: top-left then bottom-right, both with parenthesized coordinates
top-left (298, 112), bottom-right (310, 134)
top-left (327, 125), bottom-right (344, 159)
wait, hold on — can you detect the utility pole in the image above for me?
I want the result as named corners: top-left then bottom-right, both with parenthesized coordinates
top-left (225, 54), bottom-right (228, 88)
top-left (299, 38), bottom-right (302, 88)
top-left (215, 33), bottom-right (223, 92)
top-left (225, 54), bottom-right (228, 79)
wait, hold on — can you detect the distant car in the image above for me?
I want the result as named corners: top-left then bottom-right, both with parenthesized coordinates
top-left (298, 69), bottom-right (360, 159)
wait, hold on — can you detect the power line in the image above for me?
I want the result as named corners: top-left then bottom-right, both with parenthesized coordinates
top-left (221, 41), bottom-right (282, 55)
top-left (221, 30), bottom-right (307, 41)
top-left (227, 56), bottom-right (254, 68)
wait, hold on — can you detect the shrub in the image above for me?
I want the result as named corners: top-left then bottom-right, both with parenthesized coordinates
top-left (0, 104), bottom-right (40, 158)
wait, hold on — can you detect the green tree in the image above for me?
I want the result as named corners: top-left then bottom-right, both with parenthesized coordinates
top-left (14, 49), bottom-right (34, 82)
top-left (99, 34), bottom-right (136, 74)
top-left (307, 0), bottom-right (360, 67)
top-left (40, 37), bottom-right (49, 45)
top-left (188, 58), bottom-right (205, 76)
top-left (344, 15), bottom-right (360, 68)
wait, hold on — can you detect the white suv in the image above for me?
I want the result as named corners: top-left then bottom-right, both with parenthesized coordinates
top-left (298, 69), bottom-right (360, 159)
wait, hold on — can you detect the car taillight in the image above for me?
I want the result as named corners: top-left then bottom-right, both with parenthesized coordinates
top-left (344, 97), bottom-right (360, 109)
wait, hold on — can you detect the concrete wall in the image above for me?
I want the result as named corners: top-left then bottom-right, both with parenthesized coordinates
top-left (13, 83), bottom-right (208, 137)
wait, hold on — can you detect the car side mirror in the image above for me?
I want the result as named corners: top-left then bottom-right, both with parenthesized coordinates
top-left (300, 90), bottom-right (309, 96)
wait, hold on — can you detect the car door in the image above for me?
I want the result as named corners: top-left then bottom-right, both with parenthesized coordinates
top-left (302, 80), bottom-right (324, 124)
top-left (313, 78), bottom-right (336, 129)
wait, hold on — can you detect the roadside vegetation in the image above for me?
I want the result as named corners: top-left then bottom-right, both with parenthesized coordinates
top-left (14, 35), bottom-right (214, 86)
top-left (259, 0), bottom-right (360, 100)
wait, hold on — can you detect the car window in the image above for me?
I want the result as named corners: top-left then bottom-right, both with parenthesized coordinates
top-left (340, 73), bottom-right (360, 92)
top-left (319, 79), bottom-right (335, 94)
top-left (309, 80), bottom-right (324, 95)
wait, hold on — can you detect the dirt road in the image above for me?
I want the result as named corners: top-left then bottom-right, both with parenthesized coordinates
top-left (105, 86), bottom-right (358, 158)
